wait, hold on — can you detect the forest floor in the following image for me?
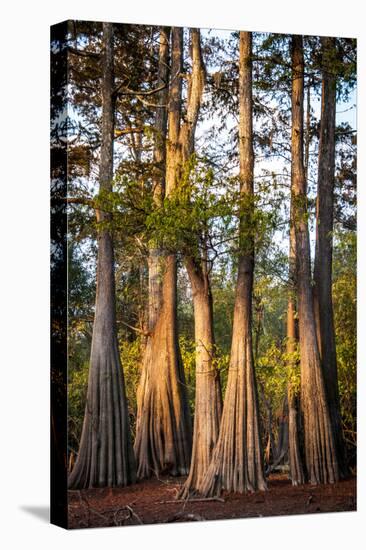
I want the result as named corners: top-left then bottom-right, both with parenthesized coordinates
top-left (67, 473), bottom-right (356, 529)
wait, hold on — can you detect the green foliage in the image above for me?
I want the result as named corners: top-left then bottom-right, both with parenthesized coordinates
top-left (146, 156), bottom-right (234, 255)
top-left (253, 273), bottom-right (287, 349)
top-left (68, 243), bottom-right (95, 318)
top-left (179, 336), bottom-right (197, 415)
top-left (68, 360), bottom-right (89, 452)
top-left (257, 341), bottom-right (288, 412)
top-left (283, 344), bottom-right (301, 394)
top-left (333, 231), bottom-right (357, 454)
top-left (119, 338), bottom-right (143, 438)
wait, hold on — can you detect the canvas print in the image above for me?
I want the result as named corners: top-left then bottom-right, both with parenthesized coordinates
top-left (50, 20), bottom-right (357, 529)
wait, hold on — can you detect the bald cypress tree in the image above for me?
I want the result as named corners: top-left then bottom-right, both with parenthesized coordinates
top-left (290, 35), bottom-right (339, 485)
top-left (198, 32), bottom-right (266, 496)
top-left (134, 27), bottom-right (192, 479)
top-left (68, 23), bottom-right (136, 489)
top-left (287, 216), bottom-right (305, 485)
top-left (178, 29), bottom-right (222, 498)
top-left (313, 36), bottom-right (347, 477)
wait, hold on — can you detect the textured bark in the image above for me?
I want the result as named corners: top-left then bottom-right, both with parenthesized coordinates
top-left (198, 32), bottom-right (266, 496)
top-left (313, 36), bottom-right (347, 477)
top-left (287, 206), bottom-right (305, 485)
top-left (286, 222), bottom-right (305, 484)
top-left (304, 83), bottom-right (311, 180)
top-left (180, 257), bottom-right (222, 497)
top-left (179, 29), bottom-right (206, 162)
top-left (291, 35), bottom-right (339, 485)
top-left (148, 27), bottom-right (171, 330)
top-left (134, 255), bottom-right (192, 478)
top-left (69, 23), bottom-right (136, 489)
top-left (178, 29), bottom-right (222, 498)
top-left (134, 27), bottom-right (192, 479)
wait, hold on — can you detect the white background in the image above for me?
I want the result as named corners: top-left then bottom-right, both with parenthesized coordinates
top-left (0, 1), bottom-right (364, 548)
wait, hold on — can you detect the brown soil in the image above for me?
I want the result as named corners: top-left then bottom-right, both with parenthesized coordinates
top-left (67, 474), bottom-right (356, 529)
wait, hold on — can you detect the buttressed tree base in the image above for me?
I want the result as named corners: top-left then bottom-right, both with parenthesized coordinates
top-left (51, 18), bottom-right (357, 529)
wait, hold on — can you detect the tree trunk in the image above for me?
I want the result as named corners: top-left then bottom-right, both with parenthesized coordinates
top-left (265, 396), bottom-right (289, 475)
top-left (179, 257), bottom-right (222, 497)
top-left (259, 386), bottom-right (274, 468)
top-left (198, 32), bottom-right (266, 496)
top-left (148, 27), bottom-right (171, 330)
top-left (134, 27), bottom-right (192, 479)
top-left (313, 36), bottom-right (347, 477)
top-left (287, 218), bottom-right (305, 485)
top-left (68, 23), bottom-right (136, 489)
top-left (177, 29), bottom-right (222, 497)
top-left (290, 35), bottom-right (339, 485)
top-left (304, 83), bottom-right (311, 180)
top-left (273, 398), bottom-right (289, 466)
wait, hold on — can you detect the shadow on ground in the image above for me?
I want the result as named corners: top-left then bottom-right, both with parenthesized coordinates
top-left (20, 506), bottom-right (49, 523)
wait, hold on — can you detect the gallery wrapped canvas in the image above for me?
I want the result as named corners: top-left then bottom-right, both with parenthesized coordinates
top-left (50, 20), bottom-right (357, 529)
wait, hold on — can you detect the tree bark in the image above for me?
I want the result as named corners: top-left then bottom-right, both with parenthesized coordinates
top-left (304, 83), bottom-right (311, 181)
top-left (286, 226), bottom-right (305, 484)
top-left (180, 257), bottom-right (223, 496)
top-left (198, 32), bottom-right (266, 496)
top-left (313, 36), bottom-right (347, 477)
top-left (134, 27), bottom-right (192, 479)
top-left (68, 23), bottom-right (136, 489)
top-left (290, 35), bottom-right (339, 485)
top-left (177, 28), bottom-right (222, 498)
top-left (148, 27), bottom-right (171, 330)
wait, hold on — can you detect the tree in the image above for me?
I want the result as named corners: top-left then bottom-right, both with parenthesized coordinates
top-left (178, 29), bottom-right (222, 498)
top-left (147, 27), bottom-right (171, 331)
top-left (313, 36), bottom-right (347, 477)
top-left (198, 32), bottom-right (266, 496)
top-left (290, 35), bottom-right (339, 485)
top-left (134, 27), bottom-right (192, 479)
top-left (286, 215), bottom-right (305, 485)
top-left (68, 23), bottom-right (136, 489)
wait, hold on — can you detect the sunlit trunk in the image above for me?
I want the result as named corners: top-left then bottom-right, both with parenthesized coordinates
top-left (134, 27), bottom-right (192, 479)
top-left (199, 32), bottom-right (266, 496)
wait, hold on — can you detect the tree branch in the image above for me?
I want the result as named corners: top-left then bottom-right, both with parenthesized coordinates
top-left (114, 82), bottom-right (167, 97)
top-left (66, 197), bottom-right (95, 208)
top-left (68, 46), bottom-right (100, 59)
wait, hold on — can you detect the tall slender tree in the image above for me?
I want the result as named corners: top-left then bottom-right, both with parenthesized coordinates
top-left (68, 23), bottom-right (136, 489)
top-left (178, 29), bottom-right (222, 498)
top-left (198, 32), bottom-right (266, 496)
top-left (147, 27), bottom-right (171, 329)
top-left (134, 27), bottom-right (192, 479)
top-left (313, 36), bottom-right (347, 477)
top-left (290, 35), bottom-right (339, 485)
top-left (286, 218), bottom-right (305, 485)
